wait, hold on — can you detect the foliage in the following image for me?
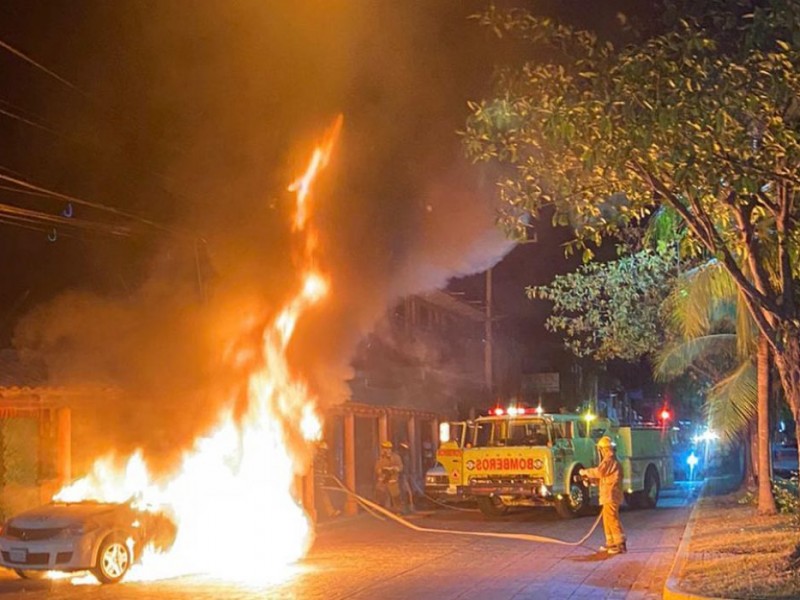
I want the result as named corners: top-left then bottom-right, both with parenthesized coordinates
top-left (706, 360), bottom-right (758, 443)
top-left (656, 261), bottom-right (759, 441)
top-left (740, 474), bottom-right (799, 521)
top-left (527, 246), bottom-right (678, 361)
top-left (465, 0), bottom-right (800, 428)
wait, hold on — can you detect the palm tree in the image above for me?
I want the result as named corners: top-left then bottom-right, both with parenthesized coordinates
top-left (655, 261), bottom-right (777, 514)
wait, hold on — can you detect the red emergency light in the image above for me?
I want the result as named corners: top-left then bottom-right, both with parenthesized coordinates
top-left (490, 406), bottom-right (540, 416)
top-left (660, 408), bottom-right (672, 421)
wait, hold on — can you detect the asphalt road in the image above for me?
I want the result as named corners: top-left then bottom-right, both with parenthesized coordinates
top-left (0, 484), bottom-right (699, 600)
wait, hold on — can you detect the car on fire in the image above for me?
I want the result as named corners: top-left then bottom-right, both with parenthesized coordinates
top-left (0, 500), bottom-right (176, 584)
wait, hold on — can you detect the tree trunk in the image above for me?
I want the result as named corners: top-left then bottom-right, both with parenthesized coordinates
top-left (742, 422), bottom-right (756, 491)
top-left (772, 333), bottom-right (800, 501)
top-left (757, 335), bottom-right (777, 514)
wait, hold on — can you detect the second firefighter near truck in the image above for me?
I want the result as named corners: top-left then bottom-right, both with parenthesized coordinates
top-left (426, 408), bottom-right (673, 518)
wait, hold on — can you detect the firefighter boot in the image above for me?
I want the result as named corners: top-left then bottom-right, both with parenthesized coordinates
top-left (607, 542), bottom-right (627, 555)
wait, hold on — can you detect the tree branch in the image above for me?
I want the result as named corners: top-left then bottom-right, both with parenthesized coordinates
top-left (633, 161), bottom-right (783, 317)
top-left (724, 193), bottom-right (777, 308)
top-left (776, 181), bottom-right (796, 317)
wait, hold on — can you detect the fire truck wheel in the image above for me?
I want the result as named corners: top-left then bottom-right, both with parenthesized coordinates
top-left (555, 470), bottom-right (589, 519)
top-left (641, 466), bottom-right (660, 509)
top-left (476, 496), bottom-right (509, 518)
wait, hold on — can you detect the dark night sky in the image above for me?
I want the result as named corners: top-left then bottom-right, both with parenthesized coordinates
top-left (0, 1), bottom-right (659, 460)
top-left (0, 1), bottom-right (654, 335)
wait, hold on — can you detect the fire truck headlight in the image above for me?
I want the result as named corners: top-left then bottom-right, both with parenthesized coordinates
top-left (539, 484), bottom-right (549, 497)
top-left (439, 422), bottom-right (451, 444)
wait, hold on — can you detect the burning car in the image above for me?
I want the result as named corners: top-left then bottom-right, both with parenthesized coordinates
top-left (0, 501), bottom-right (176, 584)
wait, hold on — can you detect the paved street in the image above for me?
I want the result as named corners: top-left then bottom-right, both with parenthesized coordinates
top-left (0, 485), bottom-right (697, 599)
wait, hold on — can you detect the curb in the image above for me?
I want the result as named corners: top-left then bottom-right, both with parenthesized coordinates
top-left (662, 484), bottom-right (731, 600)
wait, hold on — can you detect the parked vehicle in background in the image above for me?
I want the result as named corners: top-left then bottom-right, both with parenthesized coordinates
top-left (772, 441), bottom-right (799, 478)
top-left (426, 408), bottom-right (674, 519)
top-left (425, 421), bottom-right (471, 502)
top-left (0, 501), bottom-right (176, 583)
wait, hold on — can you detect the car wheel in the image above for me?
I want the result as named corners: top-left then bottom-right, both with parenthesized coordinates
top-left (476, 495), bottom-right (509, 517)
top-left (13, 569), bottom-right (46, 580)
top-left (92, 534), bottom-right (131, 584)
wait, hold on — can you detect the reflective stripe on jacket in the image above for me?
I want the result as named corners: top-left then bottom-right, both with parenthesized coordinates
top-left (584, 454), bottom-right (623, 505)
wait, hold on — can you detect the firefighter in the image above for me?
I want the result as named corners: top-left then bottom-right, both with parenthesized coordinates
top-left (397, 441), bottom-right (415, 513)
top-left (580, 436), bottom-right (627, 554)
top-left (375, 440), bottom-right (403, 510)
top-left (314, 441), bottom-right (340, 519)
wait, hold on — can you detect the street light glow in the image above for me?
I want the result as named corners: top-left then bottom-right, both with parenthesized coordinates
top-left (693, 430), bottom-right (719, 443)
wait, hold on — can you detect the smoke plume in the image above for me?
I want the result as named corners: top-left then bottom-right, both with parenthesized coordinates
top-left (11, 1), bottom-right (512, 472)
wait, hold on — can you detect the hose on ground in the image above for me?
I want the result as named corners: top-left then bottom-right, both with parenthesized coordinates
top-left (325, 476), bottom-right (603, 548)
top-left (420, 492), bottom-right (480, 512)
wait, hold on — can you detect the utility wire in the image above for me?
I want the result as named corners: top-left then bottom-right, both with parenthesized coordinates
top-left (0, 216), bottom-right (52, 235)
top-left (0, 38), bottom-right (89, 98)
top-left (0, 171), bottom-right (182, 236)
top-left (0, 31), bottom-right (216, 240)
top-left (0, 200), bottom-right (132, 236)
top-left (0, 184), bottom-right (52, 199)
top-left (0, 95), bottom-right (185, 197)
top-left (0, 102), bottom-right (61, 136)
top-left (0, 34), bottom-right (187, 159)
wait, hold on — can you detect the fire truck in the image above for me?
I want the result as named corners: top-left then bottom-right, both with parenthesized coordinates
top-left (425, 408), bottom-right (674, 518)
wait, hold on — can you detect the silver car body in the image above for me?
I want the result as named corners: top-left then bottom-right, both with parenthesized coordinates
top-left (0, 502), bottom-right (147, 573)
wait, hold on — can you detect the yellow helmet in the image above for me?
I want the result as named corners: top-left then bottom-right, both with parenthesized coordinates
top-left (381, 440), bottom-right (393, 449)
top-left (597, 436), bottom-right (614, 449)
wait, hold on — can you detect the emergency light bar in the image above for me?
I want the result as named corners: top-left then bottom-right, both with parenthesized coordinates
top-left (490, 406), bottom-right (543, 417)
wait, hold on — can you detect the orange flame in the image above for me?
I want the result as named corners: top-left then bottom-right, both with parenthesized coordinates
top-left (53, 116), bottom-right (343, 584)
top-left (288, 114), bottom-right (343, 232)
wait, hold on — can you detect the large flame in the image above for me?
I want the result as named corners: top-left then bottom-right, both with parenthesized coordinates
top-left (53, 116), bottom-right (343, 584)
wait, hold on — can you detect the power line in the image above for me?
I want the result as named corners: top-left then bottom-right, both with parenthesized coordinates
top-left (0, 170), bottom-right (183, 236)
top-left (0, 101), bottom-right (60, 136)
top-left (0, 38), bottom-right (89, 98)
top-left (0, 33), bottom-right (188, 159)
top-left (0, 96), bottom-right (186, 202)
top-left (0, 200), bottom-right (132, 236)
top-left (0, 216), bottom-right (52, 235)
top-left (0, 184), bottom-right (52, 198)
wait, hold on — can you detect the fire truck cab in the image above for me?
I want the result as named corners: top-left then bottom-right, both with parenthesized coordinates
top-left (426, 410), bottom-right (674, 519)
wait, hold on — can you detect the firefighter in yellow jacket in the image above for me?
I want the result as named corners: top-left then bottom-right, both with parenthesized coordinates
top-left (375, 441), bottom-right (404, 510)
top-left (580, 436), bottom-right (627, 554)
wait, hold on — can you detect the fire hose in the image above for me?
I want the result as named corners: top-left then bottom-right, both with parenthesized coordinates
top-left (324, 475), bottom-right (603, 548)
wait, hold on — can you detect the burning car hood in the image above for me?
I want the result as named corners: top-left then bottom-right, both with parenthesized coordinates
top-left (8, 502), bottom-right (120, 529)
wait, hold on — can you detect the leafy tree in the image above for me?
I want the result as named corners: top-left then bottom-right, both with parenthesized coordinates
top-left (656, 261), bottom-right (777, 512)
top-left (527, 246), bottom-right (678, 361)
top-left (465, 1), bottom-right (800, 471)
